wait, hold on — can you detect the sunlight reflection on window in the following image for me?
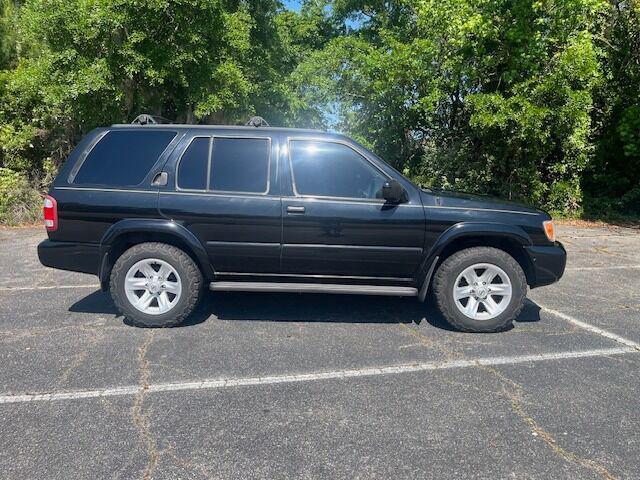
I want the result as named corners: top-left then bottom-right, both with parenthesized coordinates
top-left (305, 143), bottom-right (319, 155)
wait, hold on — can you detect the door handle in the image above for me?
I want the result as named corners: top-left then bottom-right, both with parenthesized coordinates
top-left (151, 171), bottom-right (168, 186)
top-left (286, 206), bottom-right (306, 214)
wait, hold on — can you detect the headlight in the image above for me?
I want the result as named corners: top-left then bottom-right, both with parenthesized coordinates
top-left (543, 220), bottom-right (556, 243)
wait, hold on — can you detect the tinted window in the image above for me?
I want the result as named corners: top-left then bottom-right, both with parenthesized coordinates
top-left (209, 138), bottom-right (270, 193)
top-left (290, 140), bottom-right (387, 199)
top-left (177, 138), bottom-right (210, 190)
top-left (74, 130), bottom-right (176, 186)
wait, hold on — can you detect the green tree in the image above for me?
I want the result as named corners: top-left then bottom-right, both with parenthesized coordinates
top-left (0, 0), bottom-right (19, 69)
top-left (0, 0), bottom-right (333, 169)
top-left (0, 0), bottom-right (333, 223)
top-left (295, 0), bottom-right (607, 214)
top-left (585, 0), bottom-right (640, 216)
top-left (1, 0), bottom-right (639, 224)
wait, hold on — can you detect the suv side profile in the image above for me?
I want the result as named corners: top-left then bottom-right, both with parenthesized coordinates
top-left (38, 123), bottom-right (566, 332)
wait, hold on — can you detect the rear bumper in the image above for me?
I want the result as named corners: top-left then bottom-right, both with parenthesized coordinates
top-left (37, 240), bottom-right (101, 276)
top-left (525, 242), bottom-right (566, 288)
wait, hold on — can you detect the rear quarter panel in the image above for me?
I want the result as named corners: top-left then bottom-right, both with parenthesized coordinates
top-left (47, 187), bottom-right (161, 243)
top-left (47, 128), bottom-right (184, 243)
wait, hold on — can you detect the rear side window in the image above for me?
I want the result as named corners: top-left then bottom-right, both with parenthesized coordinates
top-left (209, 138), bottom-right (270, 193)
top-left (177, 138), bottom-right (210, 190)
top-left (73, 130), bottom-right (176, 186)
top-left (176, 136), bottom-right (270, 193)
top-left (289, 140), bottom-right (388, 199)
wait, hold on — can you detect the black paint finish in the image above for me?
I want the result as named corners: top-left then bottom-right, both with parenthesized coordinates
top-left (280, 199), bottom-right (425, 277)
top-left (38, 124), bottom-right (566, 293)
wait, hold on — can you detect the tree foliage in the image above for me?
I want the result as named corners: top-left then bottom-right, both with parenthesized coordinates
top-left (294, 0), bottom-right (614, 214)
top-left (585, 0), bottom-right (640, 215)
top-left (0, 0), bottom-right (639, 223)
top-left (1, 0), bottom-right (327, 168)
top-left (0, 0), bottom-right (18, 70)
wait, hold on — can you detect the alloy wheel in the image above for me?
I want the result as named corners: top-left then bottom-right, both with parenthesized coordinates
top-left (453, 263), bottom-right (513, 320)
top-left (124, 258), bottom-right (182, 315)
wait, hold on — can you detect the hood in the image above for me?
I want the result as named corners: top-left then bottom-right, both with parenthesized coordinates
top-left (423, 188), bottom-right (547, 216)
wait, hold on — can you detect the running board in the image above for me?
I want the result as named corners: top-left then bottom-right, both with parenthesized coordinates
top-left (209, 281), bottom-right (418, 297)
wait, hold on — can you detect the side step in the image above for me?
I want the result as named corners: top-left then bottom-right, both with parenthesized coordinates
top-left (209, 281), bottom-right (418, 297)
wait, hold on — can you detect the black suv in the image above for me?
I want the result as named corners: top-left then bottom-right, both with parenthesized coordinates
top-left (38, 122), bottom-right (566, 332)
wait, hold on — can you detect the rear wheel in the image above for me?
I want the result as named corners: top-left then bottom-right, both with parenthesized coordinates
top-left (110, 243), bottom-right (202, 327)
top-left (433, 247), bottom-right (527, 332)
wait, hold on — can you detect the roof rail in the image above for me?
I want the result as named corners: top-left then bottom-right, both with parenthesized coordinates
top-left (246, 116), bottom-right (270, 127)
top-left (131, 114), bottom-right (173, 125)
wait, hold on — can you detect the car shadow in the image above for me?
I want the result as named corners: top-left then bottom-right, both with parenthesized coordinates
top-left (69, 290), bottom-right (542, 331)
top-left (68, 289), bottom-right (209, 328)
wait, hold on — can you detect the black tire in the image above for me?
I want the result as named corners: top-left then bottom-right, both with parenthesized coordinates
top-left (433, 247), bottom-right (527, 332)
top-left (110, 242), bottom-right (203, 327)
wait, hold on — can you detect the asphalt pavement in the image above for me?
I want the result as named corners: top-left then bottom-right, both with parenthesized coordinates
top-left (0, 224), bottom-right (639, 479)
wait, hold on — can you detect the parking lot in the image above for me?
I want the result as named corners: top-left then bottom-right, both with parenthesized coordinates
top-left (0, 224), bottom-right (639, 479)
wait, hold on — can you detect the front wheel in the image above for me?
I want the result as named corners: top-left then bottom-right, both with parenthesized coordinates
top-left (433, 247), bottom-right (527, 332)
top-left (110, 243), bottom-right (202, 327)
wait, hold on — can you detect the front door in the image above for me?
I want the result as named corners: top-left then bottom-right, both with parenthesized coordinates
top-left (159, 132), bottom-right (281, 274)
top-left (281, 138), bottom-right (425, 281)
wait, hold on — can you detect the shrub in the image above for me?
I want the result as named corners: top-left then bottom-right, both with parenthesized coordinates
top-left (0, 168), bottom-right (42, 225)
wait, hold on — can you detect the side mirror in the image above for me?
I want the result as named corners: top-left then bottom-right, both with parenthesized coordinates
top-left (381, 180), bottom-right (407, 204)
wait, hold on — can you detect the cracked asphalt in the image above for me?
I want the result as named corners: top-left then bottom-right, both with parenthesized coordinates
top-left (0, 224), bottom-right (639, 479)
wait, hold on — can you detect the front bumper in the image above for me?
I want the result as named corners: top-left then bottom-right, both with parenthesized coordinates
top-left (525, 242), bottom-right (567, 288)
top-left (37, 240), bottom-right (101, 276)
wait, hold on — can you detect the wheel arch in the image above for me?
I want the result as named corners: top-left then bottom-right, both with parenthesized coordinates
top-left (98, 219), bottom-right (214, 290)
top-left (417, 222), bottom-right (534, 301)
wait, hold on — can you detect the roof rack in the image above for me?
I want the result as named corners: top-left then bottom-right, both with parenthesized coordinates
top-left (131, 114), bottom-right (270, 127)
top-left (246, 116), bottom-right (270, 127)
top-left (131, 114), bottom-right (173, 125)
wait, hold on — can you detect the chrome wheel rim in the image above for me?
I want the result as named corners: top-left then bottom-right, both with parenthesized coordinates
top-left (453, 263), bottom-right (512, 321)
top-left (124, 258), bottom-right (182, 315)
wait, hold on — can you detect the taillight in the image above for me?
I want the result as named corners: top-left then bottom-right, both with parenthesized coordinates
top-left (43, 195), bottom-right (58, 231)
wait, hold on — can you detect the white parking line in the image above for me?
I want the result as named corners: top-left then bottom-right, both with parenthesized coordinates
top-left (0, 284), bottom-right (98, 292)
top-left (566, 265), bottom-right (640, 271)
top-left (540, 305), bottom-right (640, 351)
top-left (0, 347), bottom-right (634, 405)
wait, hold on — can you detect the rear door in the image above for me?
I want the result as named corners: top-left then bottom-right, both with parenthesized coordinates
top-left (158, 131), bottom-right (281, 274)
top-left (281, 137), bottom-right (425, 281)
